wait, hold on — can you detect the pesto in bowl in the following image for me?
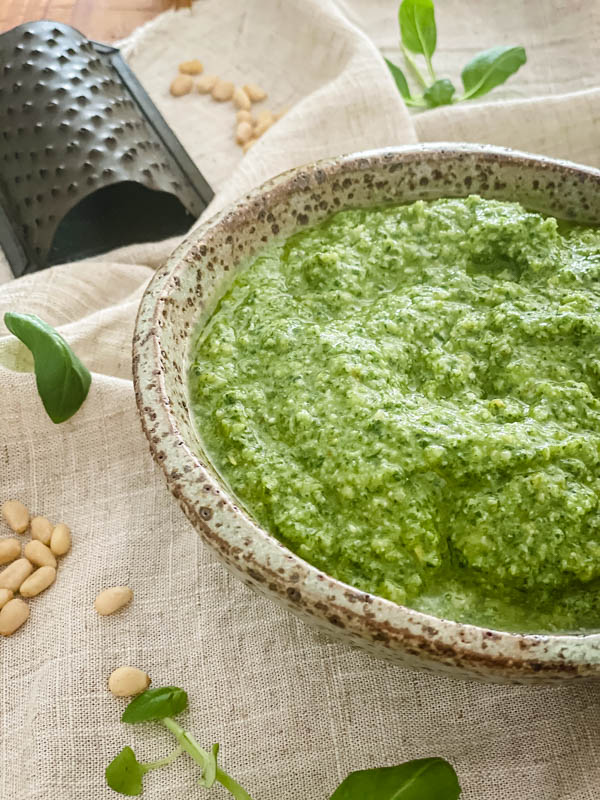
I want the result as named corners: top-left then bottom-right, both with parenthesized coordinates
top-left (189, 195), bottom-right (600, 633)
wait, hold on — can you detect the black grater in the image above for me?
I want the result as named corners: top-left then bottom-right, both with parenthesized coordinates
top-left (0, 20), bottom-right (214, 277)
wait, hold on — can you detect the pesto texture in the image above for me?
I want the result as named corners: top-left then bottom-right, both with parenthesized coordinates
top-left (189, 196), bottom-right (600, 632)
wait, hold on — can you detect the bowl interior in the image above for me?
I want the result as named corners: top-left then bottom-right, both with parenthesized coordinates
top-left (134, 145), bottom-right (600, 681)
top-left (166, 145), bottom-right (600, 474)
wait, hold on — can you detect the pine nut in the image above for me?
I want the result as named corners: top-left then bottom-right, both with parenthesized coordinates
top-left (179, 59), bottom-right (203, 75)
top-left (0, 588), bottom-right (13, 609)
top-left (24, 540), bottom-right (56, 569)
top-left (2, 500), bottom-right (29, 534)
top-left (95, 586), bottom-right (133, 616)
top-left (20, 566), bottom-right (56, 598)
top-left (233, 87), bottom-right (251, 111)
top-left (254, 109), bottom-right (275, 137)
top-left (236, 109), bottom-right (253, 124)
top-left (170, 75), bottom-right (194, 96)
top-left (0, 598), bottom-right (29, 636)
top-left (108, 667), bottom-right (151, 697)
top-left (50, 523), bottom-right (71, 556)
top-left (0, 558), bottom-right (33, 592)
top-left (0, 538), bottom-right (21, 565)
top-left (243, 83), bottom-right (267, 102)
top-left (197, 74), bottom-right (217, 93)
top-left (256, 109), bottom-right (275, 125)
top-left (236, 121), bottom-right (253, 145)
top-left (211, 79), bottom-right (234, 101)
top-left (31, 516), bottom-right (53, 545)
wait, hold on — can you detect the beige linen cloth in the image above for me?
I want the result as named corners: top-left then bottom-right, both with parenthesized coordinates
top-left (1, 1), bottom-right (599, 798)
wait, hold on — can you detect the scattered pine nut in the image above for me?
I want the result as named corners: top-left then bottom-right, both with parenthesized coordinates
top-left (2, 500), bottom-right (29, 534)
top-left (242, 138), bottom-right (257, 153)
top-left (243, 83), bottom-right (267, 102)
top-left (236, 109), bottom-right (253, 124)
top-left (197, 74), bottom-right (217, 94)
top-left (179, 59), bottom-right (203, 75)
top-left (233, 87), bottom-right (251, 111)
top-left (236, 121), bottom-right (254, 145)
top-left (31, 516), bottom-right (53, 546)
top-left (108, 666), bottom-right (151, 697)
top-left (170, 75), bottom-right (194, 97)
top-left (254, 110), bottom-right (275, 137)
top-left (0, 588), bottom-right (13, 610)
top-left (256, 109), bottom-right (275, 125)
top-left (0, 538), bottom-right (21, 565)
top-left (24, 540), bottom-right (57, 569)
top-left (211, 79), bottom-right (234, 101)
top-left (95, 586), bottom-right (133, 616)
top-left (0, 558), bottom-right (33, 592)
top-left (20, 566), bottom-right (56, 598)
top-left (0, 502), bottom-right (72, 633)
top-left (50, 523), bottom-right (71, 556)
top-left (0, 598), bottom-right (29, 636)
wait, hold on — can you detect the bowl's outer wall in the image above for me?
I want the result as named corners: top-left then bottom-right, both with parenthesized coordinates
top-left (133, 144), bottom-right (600, 684)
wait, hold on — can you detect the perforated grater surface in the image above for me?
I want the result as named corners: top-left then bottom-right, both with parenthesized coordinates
top-left (0, 21), bottom-right (214, 277)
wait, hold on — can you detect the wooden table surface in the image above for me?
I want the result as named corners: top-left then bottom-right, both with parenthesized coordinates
top-left (0, 0), bottom-right (191, 43)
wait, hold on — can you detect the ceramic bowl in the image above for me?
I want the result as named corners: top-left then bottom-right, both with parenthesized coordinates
top-left (133, 144), bottom-right (600, 684)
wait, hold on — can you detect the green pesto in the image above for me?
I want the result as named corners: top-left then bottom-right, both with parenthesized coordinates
top-left (189, 196), bottom-right (600, 633)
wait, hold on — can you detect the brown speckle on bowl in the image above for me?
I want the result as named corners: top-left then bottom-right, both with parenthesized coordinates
top-left (132, 144), bottom-right (600, 684)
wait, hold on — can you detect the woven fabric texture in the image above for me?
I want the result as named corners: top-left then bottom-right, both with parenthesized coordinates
top-left (0, 2), bottom-right (599, 798)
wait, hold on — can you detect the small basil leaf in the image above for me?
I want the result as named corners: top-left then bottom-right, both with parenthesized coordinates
top-left (423, 78), bottom-right (455, 107)
top-left (385, 58), bottom-right (412, 99)
top-left (398, 0), bottom-right (437, 59)
top-left (106, 747), bottom-right (145, 796)
top-left (330, 757), bottom-right (461, 799)
top-left (197, 742), bottom-right (219, 788)
top-left (3, 312), bottom-right (91, 424)
top-left (121, 686), bottom-right (188, 723)
top-left (461, 45), bottom-right (526, 100)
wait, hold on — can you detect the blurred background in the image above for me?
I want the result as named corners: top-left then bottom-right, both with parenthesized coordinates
top-left (0, 0), bottom-right (191, 42)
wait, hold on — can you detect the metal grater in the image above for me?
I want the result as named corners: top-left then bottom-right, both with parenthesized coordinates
top-left (0, 20), bottom-right (213, 277)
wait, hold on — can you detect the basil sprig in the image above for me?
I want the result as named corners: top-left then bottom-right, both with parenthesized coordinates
top-left (386, 0), bottom-right (526, 109)
top-left (399, 0), bottom-right (437, 83)
top-left (461, 45), bottom-right (527, 100)
top-left (3, 312), bottom-right (91, 423)
top-left (330, 757), bottom-right (461, 799)
top-left (106, 686), bottom-right (462, 798)
top-left (121, 686), bottom-right (188, 723)
top-left (106, 687), bottom-right (252, 799)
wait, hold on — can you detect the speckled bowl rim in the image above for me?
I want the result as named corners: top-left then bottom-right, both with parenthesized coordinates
top-left (133, 144), bottom-right (600, 681)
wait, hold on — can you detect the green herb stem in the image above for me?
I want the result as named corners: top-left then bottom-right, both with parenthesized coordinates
top-left (404, 96), bottom-right (428, 107)
top-left (213, 766), bottom-right (254, 800)
top-left (141, 745), bottom-right (184, 772)
top-left (161, 718), bottom-right (253, 800)
top-left (424, 53), bottom-right (437, 82)
top-left (401, 44), bottom-right (428, 89)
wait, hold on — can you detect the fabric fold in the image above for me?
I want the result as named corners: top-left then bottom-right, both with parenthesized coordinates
top-left (0, 2), bottom-right (599, 799)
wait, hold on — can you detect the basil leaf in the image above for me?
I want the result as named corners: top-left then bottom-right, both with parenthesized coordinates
top-left (330, 757), bottom-right (461, 799)
top-left (423, 78), bottom-right (455, 107)
top-left (105, 747), bottom-right (145, 796)
top-left (461, 45), bottom-right (526, 99)
top-left (3, 312), bottom-right (91, 424)
top-left (398, 0), bottom-right (437, 59)
top-left (385, 58), bottom-right (412, 100)
top-left (121, 687), bottom-right (188, 723)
